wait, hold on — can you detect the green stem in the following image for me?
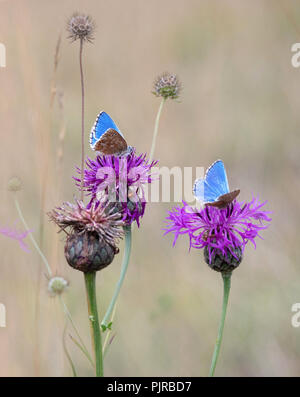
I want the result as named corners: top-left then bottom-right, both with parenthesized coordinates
top-left (79, 38), bottom-right (85, 201)
top-left (149, 97), bottom-right (166, 162)
top-left (102, 303), bottom-right (117, 357)
top-left (209, 272), bottom-right (232, 377)
top-left (84, 272), bottom-right (103, 377)
top-left (101, 225), bottom-right (132, 329)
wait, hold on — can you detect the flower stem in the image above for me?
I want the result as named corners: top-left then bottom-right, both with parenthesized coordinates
top-left (209, 272), bottom-right (232, 377)
top-left (149, 97), bottom-right (166, 162)
top-left (14, 196), bottom-right (52, 277)
top-left (102, 303), bottom-right (117, 357)
top-left (84, 271), bottom-right (103, 377)
top-left (101, 225), bottom-right (132, 330)
top-left (79, 38), bottom-right (85, 201)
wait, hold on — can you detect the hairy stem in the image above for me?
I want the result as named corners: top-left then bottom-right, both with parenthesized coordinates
top-left (101, 225), bottom-right (132, 329)
top-left (84, 272), bottom-right (103, 377)
top-left (79, 38), bottom-right (85, 201)
top-left (149, 97), bottom-right (166, 162)
top-left (209, 272), bottom-right (231, 377)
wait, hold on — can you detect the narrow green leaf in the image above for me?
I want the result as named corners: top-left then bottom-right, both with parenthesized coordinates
top-left (69, 333), bottom-right (95, 368)
top-left (62, 323), bottom-right (77, 377)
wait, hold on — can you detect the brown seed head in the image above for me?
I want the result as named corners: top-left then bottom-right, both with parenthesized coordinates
top-left (153, 72), bottom-right (181, 100)
top-left (67, 12), bottom-right (95, 43)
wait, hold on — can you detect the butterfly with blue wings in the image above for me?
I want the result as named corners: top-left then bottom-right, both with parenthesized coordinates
top-left (193, 160), bottom-right (240, 209)
top-left (90, 111), bottom-right (130, 155)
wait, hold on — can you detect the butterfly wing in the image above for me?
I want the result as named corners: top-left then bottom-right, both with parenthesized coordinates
top-left (206, 189), bottom-right (240, 208)
top-left (90, 111), bottom-right (127, 154)
top-left (94, 128), bottom-right (128, 154)
top-left (193, 160), bottom-right (230, 203)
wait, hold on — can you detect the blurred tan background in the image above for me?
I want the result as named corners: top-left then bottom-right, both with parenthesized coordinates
top-left (0, 0), bottom-right (300, 376)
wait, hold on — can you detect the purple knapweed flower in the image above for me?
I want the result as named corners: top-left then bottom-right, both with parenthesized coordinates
top-left (76, 148), bottom-right (158, 226)
top-left (164, 197), bottom-right (271, 273)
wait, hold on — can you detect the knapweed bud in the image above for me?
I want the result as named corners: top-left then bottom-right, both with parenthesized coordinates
top-left (65, 231), bottom-right (119, 273)
top-left (126, 198), bottom-right (144, 225)
top-left (67, 13), bottom-right (95, 43)
top-left (48, 200), bottom-right (124, 273)
top-left (153, 72), bottom-right (181, 100)
top-left (48, 276), bottom-right (68, 296)
top-left (104, 197), bottom-right (145, 227)
top-left (204, 246), bottom-right (243, 274)
top-left (127, 198), bottom-right (143, 216)
top-left (8, 176), bottom-right (22, 192)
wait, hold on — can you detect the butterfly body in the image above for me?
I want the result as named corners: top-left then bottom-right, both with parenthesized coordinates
top-left (193, 160), bottom-right (240, 209)
top-left (205, 189), bottom-right (240, 209)
top-left (90, 111), bottom-right (128, 155)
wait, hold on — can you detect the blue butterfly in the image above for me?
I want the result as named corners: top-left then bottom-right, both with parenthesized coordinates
top-left (90, 111), bottom-right (129, 155)
top-left (193, 160), bottom-right (240, 209)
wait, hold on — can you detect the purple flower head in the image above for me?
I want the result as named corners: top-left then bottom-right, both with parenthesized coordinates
top-left (164, 197), bottom-right (271, 267)
top-left (76, 148), bottom-right (158, 226)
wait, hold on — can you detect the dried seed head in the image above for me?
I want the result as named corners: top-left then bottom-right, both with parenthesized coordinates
top-left (67, 13), bottom-right (95, 43)
top-left (204, 246), bottom-right (243, 274)
top-left (8, 176), bottom-right (22, 192)
top-left (48, 276), bottom-right (68, 296)
top-left (48, 200), bottom-right (123, 272)
top-left (65, 231), bottom-right (118, 273)
top-left (153, 72), bottom-right (181, 100)
top-left (48, 199), bottom-right (124, 249)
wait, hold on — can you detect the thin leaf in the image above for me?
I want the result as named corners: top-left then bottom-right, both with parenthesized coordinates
top-left (62, 323), bottom-right (77, 377)
top-left (69, 333), bottom-right (95, 368)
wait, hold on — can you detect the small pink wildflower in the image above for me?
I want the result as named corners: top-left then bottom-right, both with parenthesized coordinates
top-left (0, 224), bottom-right (32, 253)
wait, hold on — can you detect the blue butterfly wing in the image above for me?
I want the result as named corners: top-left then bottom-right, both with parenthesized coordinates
top-left (90, 111), bottom-right (123, 149)
top-left (205, 160), bottom-right (230, 198)
top-left (193, 160), bottom-right (230, 203)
